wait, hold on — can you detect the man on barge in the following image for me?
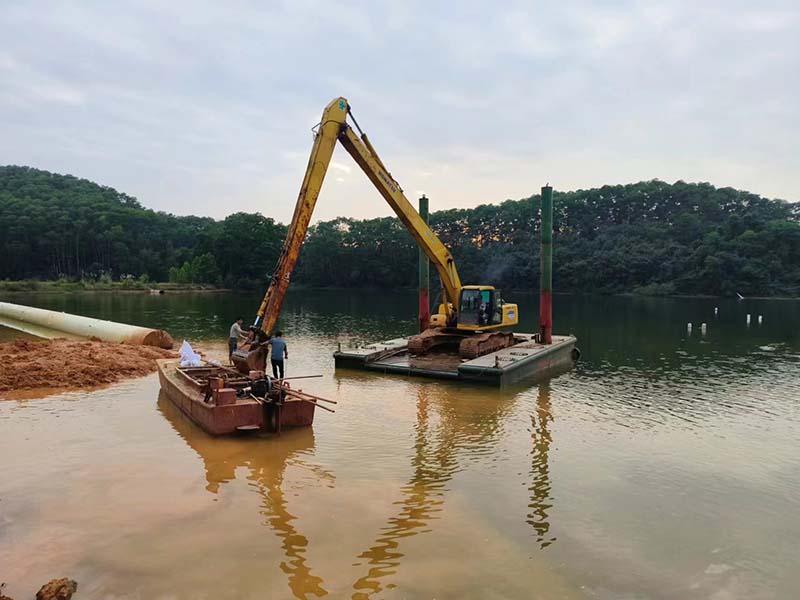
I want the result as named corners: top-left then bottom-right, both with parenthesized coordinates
top-left (228, 317), bottom-right (248, 363)
top-left (268, 331), bottom-right (288, 379)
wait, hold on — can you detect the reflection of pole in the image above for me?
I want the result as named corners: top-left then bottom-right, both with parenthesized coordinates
top-left (418, 195), bottom-right (431, 332)
top-left (539, 186), bottom-right (553, 344)
top-left (527, 382), bottom-right (554, 548)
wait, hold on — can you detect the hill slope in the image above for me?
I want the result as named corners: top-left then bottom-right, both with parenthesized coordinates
top-left (0, 166), bottom-right (284, 288)
top-left (1, 165), bottom-right (798, 296)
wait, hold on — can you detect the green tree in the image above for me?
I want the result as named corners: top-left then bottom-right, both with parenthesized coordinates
top-left (2, 166), bottom-right (798, 297)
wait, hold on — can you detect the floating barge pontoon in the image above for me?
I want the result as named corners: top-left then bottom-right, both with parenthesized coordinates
top-left (333, 185), bottom-right (579, 387)
top-left (156, 359), bottom-right (315, 436)
top-left (334, 333), bottom-right (578, 386)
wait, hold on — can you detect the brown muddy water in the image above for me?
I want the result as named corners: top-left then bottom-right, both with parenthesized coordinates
top-left (1, 290), bottom-right (799, 599)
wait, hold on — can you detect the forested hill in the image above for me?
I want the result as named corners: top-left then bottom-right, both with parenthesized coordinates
top-left (0, 166), bottom-right (285, 288)
top-left (2, 165), bottom-right (799, 296)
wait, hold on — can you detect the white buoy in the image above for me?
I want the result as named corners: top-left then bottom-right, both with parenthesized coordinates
top-left (746, 314), bottom-right (751, 326)
top-left (701, 323), bottom-right (707, 336)
top-left (758, 315), bottom-right (763, 324)
top-left (687, 323), bottom-right (693, 334)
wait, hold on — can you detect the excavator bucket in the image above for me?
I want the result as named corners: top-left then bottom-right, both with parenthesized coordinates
top-left (231, 346), bottom-right (267, 375)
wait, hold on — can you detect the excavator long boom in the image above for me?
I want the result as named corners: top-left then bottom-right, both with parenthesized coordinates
top-left (253, 97), bottom-right (461, 334)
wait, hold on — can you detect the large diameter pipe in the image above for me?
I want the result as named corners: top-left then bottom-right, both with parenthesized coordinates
top-left (0, 302), bottom-right (174, 348)
top-left (418, 195), bottom-right (431, 332)
top-left (539, 185), bottom-right (553, 344)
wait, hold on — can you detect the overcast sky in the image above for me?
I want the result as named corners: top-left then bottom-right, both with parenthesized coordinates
top-left (1, 1), bottom-right (797, 223)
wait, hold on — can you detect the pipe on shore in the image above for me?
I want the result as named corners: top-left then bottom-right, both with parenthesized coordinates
top-left (0, 302), bottom-right (174, 348)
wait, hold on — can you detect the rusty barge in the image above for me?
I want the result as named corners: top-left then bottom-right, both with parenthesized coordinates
top-left (157, 359), bottom-right (325, 436)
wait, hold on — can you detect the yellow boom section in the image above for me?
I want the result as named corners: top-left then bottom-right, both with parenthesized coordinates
top-left (253, 97), bottom-right (462, 333)
top-left (253, 98), bottom-right (345, 333)
top-left (338, 126), bottom-right (462, 307)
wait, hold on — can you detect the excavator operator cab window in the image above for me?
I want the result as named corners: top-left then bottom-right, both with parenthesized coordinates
top-left (459, 289), bottom-right (497, 327)
top-left (493, 290), bottom-right (503, 323)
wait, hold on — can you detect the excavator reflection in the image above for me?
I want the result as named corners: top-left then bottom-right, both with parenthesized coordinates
top-left (347, 381), bottom-right (559, 597)
top-left (349, 385), bottom-right (461, 598)
top-left (158, 380), bottom-right (557, 599)
top-left (157, 393), bottom-right (331, 597)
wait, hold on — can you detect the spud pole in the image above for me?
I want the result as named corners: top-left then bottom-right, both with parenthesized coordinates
top-left (539, 186), bottom-right (553, 344)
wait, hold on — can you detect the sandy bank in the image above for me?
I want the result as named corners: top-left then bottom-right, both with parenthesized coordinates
top-left (0, 338), bottom-right (176, 397)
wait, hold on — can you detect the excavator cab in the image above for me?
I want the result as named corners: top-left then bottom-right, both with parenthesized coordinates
top-left (456, 286), bottom-right (517, 331)
top-left (458, 288), bottom-right (496, 326)
top-left (416, 286), bottom-right (518, 357)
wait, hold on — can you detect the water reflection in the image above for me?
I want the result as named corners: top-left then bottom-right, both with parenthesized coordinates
top-left (5, 289), bottom-right (800, 599)
top-left (350, 386), bottom-right (444, 599)
top-left (528, 383), bottom-right (555, 548)
top-left (342, 381), bottom-right (524, 598)
top-left (158, 376), bottom-right (541, 600)
top-left (157, 394), bottom-right (330, 598)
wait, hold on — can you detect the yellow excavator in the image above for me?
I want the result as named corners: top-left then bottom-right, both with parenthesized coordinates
top-left (232, 97), bottom-right (519, 374)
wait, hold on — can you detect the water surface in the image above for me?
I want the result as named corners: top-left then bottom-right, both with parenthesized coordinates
top-left (1, 291), bottom-right (799, 599)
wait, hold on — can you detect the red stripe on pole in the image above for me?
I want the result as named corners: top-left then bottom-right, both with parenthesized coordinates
top-left (418, 288), bottom-right (430, 333)
top-left (539, 290), bottom-right (552, 344)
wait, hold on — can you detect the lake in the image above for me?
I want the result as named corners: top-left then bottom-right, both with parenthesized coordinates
top-left (1, 290), bottom-right (799, 599)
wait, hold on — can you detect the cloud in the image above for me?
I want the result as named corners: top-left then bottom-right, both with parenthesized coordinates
top-left (330, 162), bottom-right (352, 175)
top-left (0, 0), bottom-right (797, 223)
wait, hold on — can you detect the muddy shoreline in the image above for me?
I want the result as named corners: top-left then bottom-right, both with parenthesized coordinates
top-left (0, 339), bottom-right (176, 398)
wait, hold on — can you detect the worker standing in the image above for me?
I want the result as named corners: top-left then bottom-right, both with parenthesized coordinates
top-left (228, 317), bottom-right (247, 363)
top-left (268, 331), bottom-right (288, 379)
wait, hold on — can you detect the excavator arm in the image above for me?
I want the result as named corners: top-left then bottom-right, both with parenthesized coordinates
top-left (252, 97), bottom-right (461, 335)
top-left (338, 122), bottom-right (462, 310)
top-left (252, 98), bottom-right (344, 335)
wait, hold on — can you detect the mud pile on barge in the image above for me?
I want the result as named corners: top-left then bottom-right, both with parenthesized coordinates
top-left (0, 338), bottom-right (176, 394)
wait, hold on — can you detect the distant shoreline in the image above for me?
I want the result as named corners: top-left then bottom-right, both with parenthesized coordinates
top-left (0, 280), bottom-right (229, 294)
top-left (2, 281), bottom-right (796, 301)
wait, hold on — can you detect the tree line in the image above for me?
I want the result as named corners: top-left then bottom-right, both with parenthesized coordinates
top-left (2, 165), bottom-right (798, 297)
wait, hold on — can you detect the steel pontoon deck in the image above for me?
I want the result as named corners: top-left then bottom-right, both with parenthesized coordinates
top-left (333, 333), bottom-right (578, 386)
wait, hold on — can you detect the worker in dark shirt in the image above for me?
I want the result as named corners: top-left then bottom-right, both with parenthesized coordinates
top-left (268, 331), bottom-right (288, 379)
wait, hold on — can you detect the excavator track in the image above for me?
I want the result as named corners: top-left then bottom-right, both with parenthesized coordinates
top-left (407, 328), bottom-right (465, 355)
top-left (458, 331), bottom-right (516, 359)
top-left (408, 328), bottom-right (517, 359)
